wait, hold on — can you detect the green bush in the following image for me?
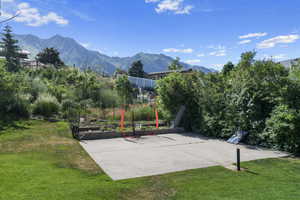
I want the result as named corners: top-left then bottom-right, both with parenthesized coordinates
top-left (27, 77), bottom-right (48, 103)
top-left (263, 105), bottom-right (300, 154)
top-left (61, 99), bottom-right (80, 121)
top-left (10, 94), bottom-right (31, 119)
top-left (33, 93), bottom-right (60, 118)
top-left (0, 64), bottom-right (31, 120)
top-left (129, 106), bottom-right (157, 121)
top-left (156, 72), bottom-right (202, 130)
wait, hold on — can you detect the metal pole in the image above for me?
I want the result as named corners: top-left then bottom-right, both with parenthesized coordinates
top-left (131, 110), bottom-right (135, 136)
top-left (237, 148), bottom-right (241, 171)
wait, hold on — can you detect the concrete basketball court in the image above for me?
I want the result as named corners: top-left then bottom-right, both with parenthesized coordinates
top-left (80, 133), bottom-right (288, 180)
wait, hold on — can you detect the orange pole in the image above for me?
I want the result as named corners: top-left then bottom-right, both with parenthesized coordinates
top-left (120, 109), bottom-right (125, 131)
top-left (155, 109), bottom-right (159, 129)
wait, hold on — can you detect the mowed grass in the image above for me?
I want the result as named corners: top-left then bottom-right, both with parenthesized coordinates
top-left (0, 120), bottom-right (300, 200)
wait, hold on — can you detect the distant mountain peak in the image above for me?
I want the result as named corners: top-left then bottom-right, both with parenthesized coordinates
top-left (14, 33), bottom-right (215, 75)
top-left (51, 34), bottom-right (65, 39)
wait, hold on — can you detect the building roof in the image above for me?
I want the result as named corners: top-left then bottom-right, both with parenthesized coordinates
top-left (19, 50), bottom-right (31, 55)
top-left (279, 58), bottom-right (300, 68)
top-left (147, 68), bottom-right (193, 75)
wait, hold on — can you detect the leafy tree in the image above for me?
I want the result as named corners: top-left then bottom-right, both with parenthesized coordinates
top-left (168, 57), bottom-right (183, 70)
top-left (263, 104), bottom-right (300, 154)
top-left (156, 72), bottom-right (201, 129)
top-left (115, 68), bottom-right (127, 77)
top-left (115, 75), bottom-right (134, 107)
top-left (238, 51), bottom-right (256, 68)
top-left (0, 61), bottom-right (30, 120)
top-left (1, 25), bottom-right (21, 72)
top-left (222, 62), bottom-right (234, 75)
top-left (128, 60), bottom-right (145, 78)
top-left (37, 48), bottom-right (64, 68)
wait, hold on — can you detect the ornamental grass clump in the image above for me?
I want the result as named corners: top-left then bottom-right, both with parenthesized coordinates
top-left (33, 93), bottom-right (60, 118)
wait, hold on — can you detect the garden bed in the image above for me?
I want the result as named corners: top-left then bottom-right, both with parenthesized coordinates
top-left (71, 123), bottom-right (184, 140)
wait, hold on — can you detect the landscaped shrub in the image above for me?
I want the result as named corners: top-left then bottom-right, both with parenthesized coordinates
top-left (27, 77), bottom-right (48, 103)
top-left (263, 105), bottom-right (300, 154)
top-left (61, 99), bottom-right (80, 121)
top-left (99, 89), bottom-right (120, 108)
top-left (33, 93), bottom-right (60, 118)
top-left (10, 94), bottom-right (31, 119)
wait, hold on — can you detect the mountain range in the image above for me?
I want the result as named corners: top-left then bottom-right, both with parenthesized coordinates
top-left (14, 34), bottom-right (215, 75)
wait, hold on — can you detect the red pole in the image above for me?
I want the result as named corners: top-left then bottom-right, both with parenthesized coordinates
top-left (155, 109), bottom-right (159, 129)
top-left (120, 109), bottom-right (125, 131)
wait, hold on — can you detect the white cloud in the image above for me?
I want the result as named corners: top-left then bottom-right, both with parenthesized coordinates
top-left (211, 64), bottom-right (224, 71)
top-left (197, 53), bottom-right (205, 57)
top-left (207, 45), bottom-right (226, 50)
top-left (262, 54), bottom-right (287, 60)
top-left (210, 50), bottom-right (226, 56)
top-left (146, 0), bottom-right (193, 15)
top-left (239, 32), bottom-right (267, 39)
top-left (163, 48), bottom-right (193, 53)
top-left (257, 34), bottom-right (300, 49)
top-left (208, 45), bottom-right (226, 56)
top-left (238, 40), bottom-right (251, 45)
top-left (2, 2), bottom-right (68, 27)
top-left (185, 59), bottom-right (201, 64)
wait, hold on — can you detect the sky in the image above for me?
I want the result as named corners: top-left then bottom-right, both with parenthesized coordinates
top-left (1, 0), bottom-right (300, 70)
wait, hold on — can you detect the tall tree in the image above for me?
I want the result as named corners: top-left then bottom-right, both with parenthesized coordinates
top-left (168, 57), bottom-right (183, 70)
top-left (222, 62), bottom-right (235, 75)
top-left (115, 75), bottom-right (134, 107)
top-left (128, 60), bottom-right (145, 78)
top-left (37, 48), bottom-right (64, 68)
top-left (238, 51), bottom-right (256, 68)
top-left (1, 25), bottom-right (21, 72)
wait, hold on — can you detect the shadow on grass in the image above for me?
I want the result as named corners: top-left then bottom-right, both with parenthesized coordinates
top-left (0, 119), bottom-right (30, 134)
top-left (244, 169), bottom-right (260, 175)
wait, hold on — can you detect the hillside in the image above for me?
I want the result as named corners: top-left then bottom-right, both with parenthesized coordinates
top-left (14, 34), bottom-right (215, 75)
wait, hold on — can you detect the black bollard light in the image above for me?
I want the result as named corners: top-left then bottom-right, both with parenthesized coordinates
top-left (237, 148), bottom-right (241, 171)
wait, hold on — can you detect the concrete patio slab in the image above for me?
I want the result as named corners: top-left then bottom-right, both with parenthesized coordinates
top-left (80, 133), bottom-right (288, 180)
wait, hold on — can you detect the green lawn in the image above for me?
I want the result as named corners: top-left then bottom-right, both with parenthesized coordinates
top-left (1, 120), bottom-right (300, 200)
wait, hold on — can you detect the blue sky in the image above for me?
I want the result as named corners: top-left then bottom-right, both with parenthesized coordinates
top-left (1, 0), bottom-right (300, 70)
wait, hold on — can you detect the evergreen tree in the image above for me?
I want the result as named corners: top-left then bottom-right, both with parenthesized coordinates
top-left (168, 57), bottom-right (183, 70)
top-left (222, 61), bottom-right (234, 75)
top-left (1, 25), bottom-right (21, 72)
top-left (128, 60), bottom-right (145, 77)
top-left (37, 48), bottom-right (64, 68)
